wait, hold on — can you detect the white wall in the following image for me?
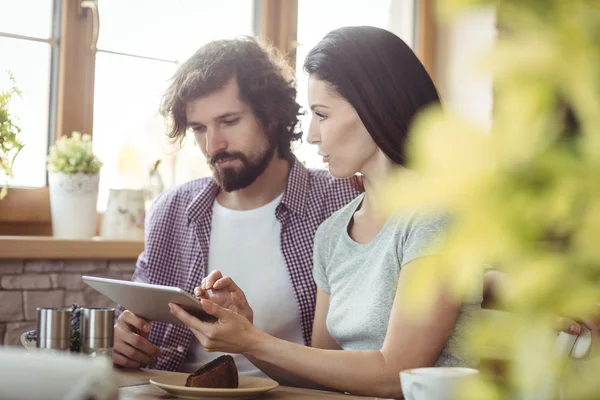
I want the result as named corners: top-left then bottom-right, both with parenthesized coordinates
top-left (435, 7), bottom-right (497, 130)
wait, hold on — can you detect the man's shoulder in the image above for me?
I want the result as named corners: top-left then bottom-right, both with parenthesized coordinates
top-left (305, 168), bottom-right (342, 185)
top-left (319, 193), bottom-right (363, 234)
top-left (304, 168), bottom-right (361, 205)
top-left (148, 177), bottom-right (213, 220)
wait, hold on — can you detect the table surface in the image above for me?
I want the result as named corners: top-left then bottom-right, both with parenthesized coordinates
top-left (116, 368), bottom-right (379, 400)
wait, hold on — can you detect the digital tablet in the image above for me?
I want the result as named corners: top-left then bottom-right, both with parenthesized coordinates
top-left (82, 276), bottom-right (216, 325)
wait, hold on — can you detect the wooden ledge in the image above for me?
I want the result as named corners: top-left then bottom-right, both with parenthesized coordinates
top-left (0, 236), bottom-right (143, 260)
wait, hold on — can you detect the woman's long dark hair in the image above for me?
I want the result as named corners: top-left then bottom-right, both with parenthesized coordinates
top-left (304, 26), bottom-right (441, 165)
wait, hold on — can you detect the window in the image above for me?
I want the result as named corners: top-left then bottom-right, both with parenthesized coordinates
top-left (92, 0), bottom-right (254, 210)
top-left (293, 0), bottom-right (416, 169)
top-left (1, 0), bottom-right (255, 210)
top-left (0, 0), bottom-right (58, 187)
top-left (0, 0), bottom-right (431, 235)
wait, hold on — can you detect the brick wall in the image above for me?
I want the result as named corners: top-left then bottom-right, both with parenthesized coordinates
top-left (0, 259), bottom-right (136, 347)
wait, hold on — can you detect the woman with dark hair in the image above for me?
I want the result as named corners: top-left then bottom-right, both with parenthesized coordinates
top-left (169, 26), bottom-right (482, 398)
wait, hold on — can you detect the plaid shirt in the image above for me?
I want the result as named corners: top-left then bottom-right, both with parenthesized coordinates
top-left (123, 158), bottom-right (361, 371)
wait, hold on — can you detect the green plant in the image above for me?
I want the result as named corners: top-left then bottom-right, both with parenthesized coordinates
top-left (47, 131), bottom-right (103, 174)
top-left (0, 72), bottom-right (24, 199)
top-left (379, 0), bottom-right (600, 399)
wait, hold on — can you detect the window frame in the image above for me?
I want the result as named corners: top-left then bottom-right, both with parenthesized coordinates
top-left (0, 0), bottom-right (435, 236)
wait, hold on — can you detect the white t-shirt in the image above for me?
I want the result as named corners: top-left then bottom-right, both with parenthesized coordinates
top-left (180, 193), bottom-right (304, 377)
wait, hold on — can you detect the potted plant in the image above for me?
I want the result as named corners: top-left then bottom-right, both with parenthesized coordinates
top-left (47, 131), bottom-right (103, 238)
top-left (0, 72), bottom-right (24, 199)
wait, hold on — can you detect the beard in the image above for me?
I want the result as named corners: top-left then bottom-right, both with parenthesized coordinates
top-left (209, 142), bottom-right (276, 192)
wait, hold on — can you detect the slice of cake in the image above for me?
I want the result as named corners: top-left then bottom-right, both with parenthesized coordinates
top-left (185, 355), bottom-right (239, 388)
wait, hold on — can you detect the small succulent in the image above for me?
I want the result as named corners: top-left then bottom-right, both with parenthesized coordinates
top-left (24, 304), bottom-right (82, 352)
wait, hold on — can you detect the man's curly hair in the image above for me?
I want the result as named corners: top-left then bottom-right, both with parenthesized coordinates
top-left (160, 37), bottom-right (303, 160)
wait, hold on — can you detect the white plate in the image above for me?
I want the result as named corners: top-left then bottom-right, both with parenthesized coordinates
top-left (150, 375), bottom-right (279, 400)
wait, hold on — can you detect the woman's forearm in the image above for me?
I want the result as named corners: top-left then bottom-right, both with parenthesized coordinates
top-left (244, 354), bottom-right (336, 391)
top-left (245, 332), bottom-right (404, 399)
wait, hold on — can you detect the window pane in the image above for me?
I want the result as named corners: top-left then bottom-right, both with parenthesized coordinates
top-left (0, 38), bottom-right (50, 187)
top-left (293, 0), bottom-right (393, 169)
top-left (94, 1), bottom-right (254, 211)
top-left (0, 0), bottom-right (53, 39)
top-left (97, 0), bottom-right (254, 61)
top-left (92, 53), bottom-right (211, 211)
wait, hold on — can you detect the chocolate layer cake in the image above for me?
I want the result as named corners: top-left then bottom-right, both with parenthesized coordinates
top-left (185, 355), bottom-right (239, 388)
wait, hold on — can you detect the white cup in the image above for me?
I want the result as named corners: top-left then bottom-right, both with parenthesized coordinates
top-left (400, 367), bottom-right (480, 400)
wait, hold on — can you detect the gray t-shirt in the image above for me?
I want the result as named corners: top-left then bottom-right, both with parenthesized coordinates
top-left (313, 193), bottom-right (482, 366)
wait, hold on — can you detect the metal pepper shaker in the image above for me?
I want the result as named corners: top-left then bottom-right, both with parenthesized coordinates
top-left (80, 307), bottom-right (114, 358)
top-left (36, 307), bottom-right (72, 351)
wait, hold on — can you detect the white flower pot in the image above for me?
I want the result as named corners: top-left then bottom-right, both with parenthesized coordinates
top-left (48, 172), bottom-right (99, 238)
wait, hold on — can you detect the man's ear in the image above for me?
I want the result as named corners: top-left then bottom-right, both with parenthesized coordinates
top-left (265, 120), bottom-right (278, 137)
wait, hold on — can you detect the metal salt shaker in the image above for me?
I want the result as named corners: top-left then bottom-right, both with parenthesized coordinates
top-left (80, 307), bottom-right (114, 358)
top-left (36, 307), bottom-right (72, 351)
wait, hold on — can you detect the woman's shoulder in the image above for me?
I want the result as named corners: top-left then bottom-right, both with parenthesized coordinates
top-left (316, 193), bottom-right (365, 237)
top-left (390, 206), bottom-right (452, 233)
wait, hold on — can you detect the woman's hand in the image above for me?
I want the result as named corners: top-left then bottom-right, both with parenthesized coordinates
top-left (555, 307), bottom-right (600, 354)
top-left (169, 299), bottom-right (264, 355)
top-left (485, 269), bottom-right (600, 355)
top-left (194, 270), bottom-right (254, 324)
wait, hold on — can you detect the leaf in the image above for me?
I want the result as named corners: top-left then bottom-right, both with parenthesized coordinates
top-left (0, 71), bottom-right (24, 197)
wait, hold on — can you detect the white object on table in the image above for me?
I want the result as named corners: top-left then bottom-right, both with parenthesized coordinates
top-left (150, 374), bottom-right (279, 399)
top-left (0, 347), bottom-right (117, 400)
top-left (534, 325), bottom-right (594, 400)
top-left (557, 325), bottom-right (592, 359)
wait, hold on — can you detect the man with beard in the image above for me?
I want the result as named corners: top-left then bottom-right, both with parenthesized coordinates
top-left (112, 38), bottom-right (361, 374)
